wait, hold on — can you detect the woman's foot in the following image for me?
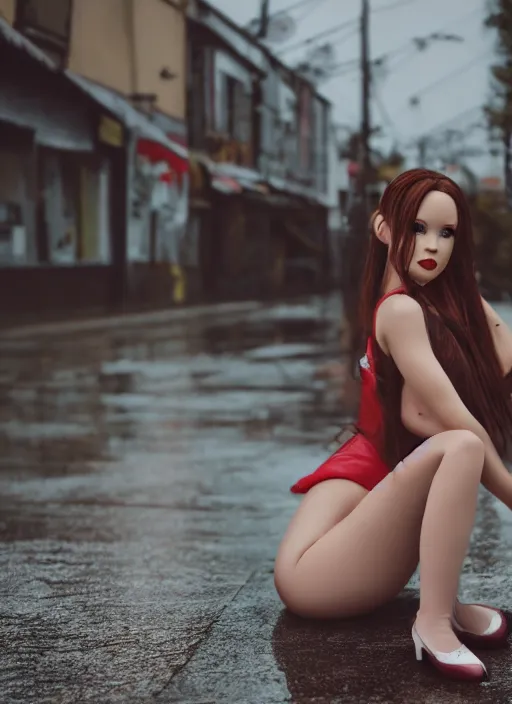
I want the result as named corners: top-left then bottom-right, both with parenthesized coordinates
top-left (412, 618), bottom-right (487, 681)
top-left (453, 599), bottom-right (508, 648)
top-left (415, 613), bottom-right (462, 654)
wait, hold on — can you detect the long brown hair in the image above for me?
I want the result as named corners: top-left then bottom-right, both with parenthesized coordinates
top-left (356, 168), bottom-right (512, 452)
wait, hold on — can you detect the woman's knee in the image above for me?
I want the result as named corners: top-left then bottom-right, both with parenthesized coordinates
top-left (274, 558), bottom-right (302, 614)
top-left (274, 566), bottom-right (335, 619)
top-left (274, 545), bottom-right (318, 617)
top-left (443, 429), bottom-right (485, 459)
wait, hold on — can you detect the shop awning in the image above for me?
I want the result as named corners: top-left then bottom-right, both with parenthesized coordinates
top-left (190, 153), bottom-right (268, 195)
top-left (0, 18), bottom-right (188, 163)
top-left (136, 137), bottom-right (189, 176)
top-left (211, 162), bottom-right (268, 193)
top-left (211, 174), bottom-right (244, 194)
top-left (66, 73), bottom-right (188, 161)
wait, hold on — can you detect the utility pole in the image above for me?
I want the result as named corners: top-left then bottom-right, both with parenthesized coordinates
top-left (258, 0), bottom-right (270, 39)
top-left (418, 137), bottom-right (427, 168)
top-left (340, 0), bottom-right (372, 357)
top-left (359, 0), bottom-right (371, 209)
top-left (505, 129), bottom-right (512, 211)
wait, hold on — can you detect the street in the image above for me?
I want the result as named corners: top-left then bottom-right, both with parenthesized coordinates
top-left (1, 296), bottom-right (512, 704)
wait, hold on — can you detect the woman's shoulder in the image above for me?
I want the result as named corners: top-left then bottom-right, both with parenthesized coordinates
top-left (377, 292), bottom-right (424, 329)
top-left (372, 292), bottom-right (426, 356)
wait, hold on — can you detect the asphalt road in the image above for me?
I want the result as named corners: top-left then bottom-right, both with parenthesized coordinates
top-left (1, 296), bottom-right (512, 704)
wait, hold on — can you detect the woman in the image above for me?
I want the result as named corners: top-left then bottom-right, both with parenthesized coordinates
top-left (274, 169), bottom-right (512, 682)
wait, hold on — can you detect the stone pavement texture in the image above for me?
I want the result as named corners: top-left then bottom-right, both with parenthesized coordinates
top-left (1, 296), bottom-right (512, 704)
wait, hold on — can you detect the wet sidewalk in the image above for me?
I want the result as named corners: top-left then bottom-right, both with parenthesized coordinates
top-left (1, 296), bottom-right (512, 704)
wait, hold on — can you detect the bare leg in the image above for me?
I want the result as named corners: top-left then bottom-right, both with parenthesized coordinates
top-left (275, 430), bottom-right (484, 654)
top-left (414, 432), bottom-right (484, 651)
top-left (401, 404), bottom-right (497, 635)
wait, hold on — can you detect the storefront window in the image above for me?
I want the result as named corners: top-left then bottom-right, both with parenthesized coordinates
top-left (43, 152), bottom-right (75, 263)
top-left (42, 151), bottom-right (111, 265)
top-left (181, 210), bottom-right (200, 268)
top-left (128, 148), bottom-right (188, 265)
top-left (0, 149), bottom-right (32, 266)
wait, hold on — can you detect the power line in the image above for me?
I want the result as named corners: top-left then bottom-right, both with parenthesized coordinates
top-left (373, 89), bottom-right (399, 141)
top-left (327, 46), bottom-right (405, 80)
top-left (276, 0), bottom-right (416, 56)
top-left (273, 0), bottom-right (321, 16)
top-left (406, 105), bottom-right (484, 147)
top-left (309, 4), bottom-right (485, 84)
top-left (405, 50), bottom-right (492, 107)
top-left (276, 17), bottom-right (359, 55)
top-left (278, 1), bottom-right (482, 63)
top-left (366, 6), bottom-right (484, 83)
top-left (295, 0), bottom-right (331, 22)
top-left (324, 56), bottom-right (360, 77)
top-left (377, 8), bottom-right (483, 78)
top-left (277, 0), bottom-right (416, 19)
top-left (373, 0), bottom-right (416, 12)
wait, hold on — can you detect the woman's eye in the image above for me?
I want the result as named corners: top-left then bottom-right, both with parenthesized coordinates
top-left (413, 221), bottom-right (425, 234)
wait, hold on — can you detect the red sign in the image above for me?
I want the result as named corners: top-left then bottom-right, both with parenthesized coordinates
top-left (137, 138), bottom-right (189, 176)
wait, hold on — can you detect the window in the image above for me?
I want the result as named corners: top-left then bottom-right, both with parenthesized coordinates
top-left (15, 0), bottom-right (72, 63)
top-left (41, 151), bottom-right (111, 265)
top-left (225, 75), bottom-right (251, 143)
top-left (0, 154), bottom-right (28, 266)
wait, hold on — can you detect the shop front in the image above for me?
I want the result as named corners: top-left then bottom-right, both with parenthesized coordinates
top-left (0, 19), bottom-right (188, 322)
top-left (0, 29), bottom-right (115, 321)
top-left (125, 137), bottom-right (189, 308)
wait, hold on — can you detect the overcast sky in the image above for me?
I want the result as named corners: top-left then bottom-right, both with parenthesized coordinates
top-left (209, 0), bottom-right (500, 177)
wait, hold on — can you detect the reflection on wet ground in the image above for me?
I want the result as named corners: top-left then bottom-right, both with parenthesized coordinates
top-left (1, 296), bottom-right (512, 703)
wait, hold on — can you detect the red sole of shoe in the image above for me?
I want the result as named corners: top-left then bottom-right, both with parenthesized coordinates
top-left (455, 608), bottom-right (509, 649)
top-left (457, 631), bottom-right (509, 650)
top-left (422, 653), bottom-right (488, 682)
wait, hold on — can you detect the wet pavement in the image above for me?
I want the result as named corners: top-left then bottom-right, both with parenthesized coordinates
top-left (1, 296), bottom-right (512, 704)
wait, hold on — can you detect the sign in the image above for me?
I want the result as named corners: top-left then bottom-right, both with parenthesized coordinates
top-left (378, 164), bottom-right (402, 182)
top-left (479, 176), bottom-right (503, 191)
top-left (99, 115), bottom-right (124, 147)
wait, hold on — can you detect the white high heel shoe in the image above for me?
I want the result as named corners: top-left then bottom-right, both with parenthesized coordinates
top-left (412, 622), bottom-right (488, 681)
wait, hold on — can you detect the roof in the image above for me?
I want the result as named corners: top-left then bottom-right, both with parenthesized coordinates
top-left (0, 16), bottom-right (187, 159)
top-left (191, 0), bottom-right (331, 105)
top-left (65, 73), bottom-right (188, 159)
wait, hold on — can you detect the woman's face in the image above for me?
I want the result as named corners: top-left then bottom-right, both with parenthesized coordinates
top-left (407, 190), bottom-right (457, 286)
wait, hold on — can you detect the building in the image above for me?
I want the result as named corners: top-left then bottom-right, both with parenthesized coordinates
top-left (0, 0), bottom-right (335, 320)
top-left (186, 0), bottom-right (333, 300)
top-left (258, 53), bottom-right (333, 294)
top-left (0, 0), bottom-right (188, 319)
top-left (186, 0), bottom-right (267, 299)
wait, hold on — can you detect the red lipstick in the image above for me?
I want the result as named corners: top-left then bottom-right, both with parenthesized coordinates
top-left (418, 259), bottom-right (437, 271)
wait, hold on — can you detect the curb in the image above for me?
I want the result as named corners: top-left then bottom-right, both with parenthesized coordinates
top-left (1, 300), bottom-right (265, 340)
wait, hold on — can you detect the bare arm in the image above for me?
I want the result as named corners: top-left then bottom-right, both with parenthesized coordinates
top-left (377, 295), bottom-right (512, 507)
top-left (481, 296), bottom-right (512, 374)
top-left (482, 297), bottom-right (512, 461)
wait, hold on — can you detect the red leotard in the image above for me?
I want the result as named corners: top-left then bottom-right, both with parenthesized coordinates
top-left (290, 287), bottom-right (405, 494)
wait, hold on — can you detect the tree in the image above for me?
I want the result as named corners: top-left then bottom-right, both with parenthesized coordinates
top-left (485, 0), bottom-right (512, 209)
top-left (471, 193), bottom-right (512, 299)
